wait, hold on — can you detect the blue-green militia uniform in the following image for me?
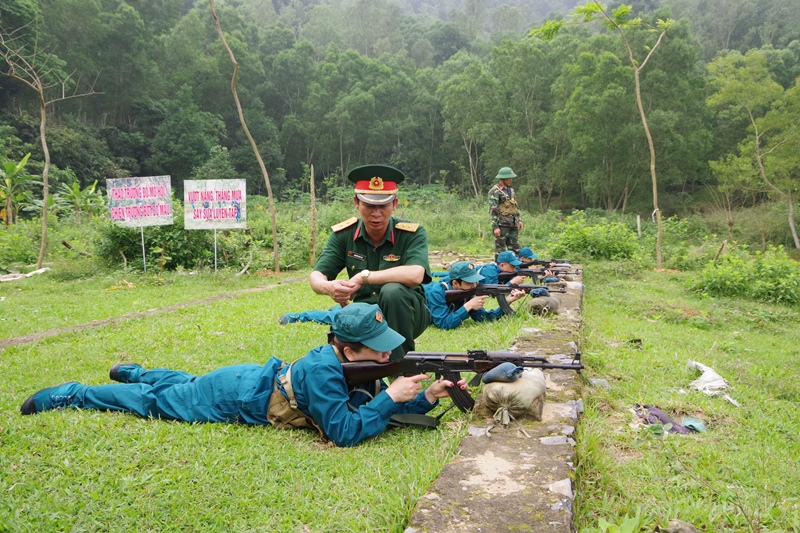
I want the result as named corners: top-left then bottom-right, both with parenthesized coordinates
top-left (25, 345), bottom-right (439, 448)
top-left (423, 281), bottom-right (506, 330)
top-left (313, 216), bottom-right (432, 360)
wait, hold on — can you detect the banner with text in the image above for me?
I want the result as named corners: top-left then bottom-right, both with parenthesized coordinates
top-left (184, 179), bottom-right (247, 230)
top-left (107, 176), bottom-right (173, 228)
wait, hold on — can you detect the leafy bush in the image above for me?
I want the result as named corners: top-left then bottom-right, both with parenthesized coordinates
top-left (47, 255), bottom-right (106, 281)
top-left (95, 200), bottom-right (214, 271)
top-left (691, 245), bottom-right (800, 305)
top-left (0, 221), bottom-right (39, 267)
top-left (0, 226), bottom-right (39, 270)
top-left (551, 211), bottom-right (641, 261)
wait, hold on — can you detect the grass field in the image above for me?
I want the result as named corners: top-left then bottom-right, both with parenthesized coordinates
top-left (1, 270), bottom-right (533, 533)
top-left (577, 264), bottom-right (800, 532)
top-left (2, 261), bottom-right (799, 532)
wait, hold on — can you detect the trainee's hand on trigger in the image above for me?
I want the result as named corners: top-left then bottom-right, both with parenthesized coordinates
top-left (386, 374), bottom-right (428, 403)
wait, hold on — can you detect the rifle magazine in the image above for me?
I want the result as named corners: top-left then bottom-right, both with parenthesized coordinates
top-left (442, 371), bottom-right (476, 412)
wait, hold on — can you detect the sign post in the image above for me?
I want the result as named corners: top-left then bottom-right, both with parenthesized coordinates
top-left (184, 179), bottom-right (247, 272)
top-left (107, 176), bottom-right (174, 273)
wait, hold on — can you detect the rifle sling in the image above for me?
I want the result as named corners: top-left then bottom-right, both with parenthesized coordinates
top-left (389, 413), bottom-right (440, 429)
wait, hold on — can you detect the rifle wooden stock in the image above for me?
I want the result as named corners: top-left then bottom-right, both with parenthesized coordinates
top-left (341, 349), bottom-right (583, 412)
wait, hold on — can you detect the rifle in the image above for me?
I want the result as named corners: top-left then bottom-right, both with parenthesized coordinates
top-left (445, 283), bottom-right (567, 316)
top-left (528, 258), bottom-right (572, 266)
top-left (498, 267), bottom-right (581, 283)
top-left (341, 349), bottom-right (583, 412)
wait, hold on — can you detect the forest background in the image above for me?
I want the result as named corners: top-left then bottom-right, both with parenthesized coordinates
top-left (1, 0), bottom-right (800, 272)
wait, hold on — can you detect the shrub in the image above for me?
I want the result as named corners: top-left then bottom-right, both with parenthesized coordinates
top-left (95, 200), bottom-right (214, 271)
top-left (691, 245), bottom-right (800, 305)
top-left (0, 223), bottom-right (39, 268)
top-left (551, 211), bottom-right (641, 261)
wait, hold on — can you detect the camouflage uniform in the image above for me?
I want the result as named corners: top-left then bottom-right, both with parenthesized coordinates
top-left (489, 181), bottom-right (521, 256)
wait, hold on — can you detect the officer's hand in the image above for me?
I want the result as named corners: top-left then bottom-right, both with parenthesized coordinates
top-left (328, 279), bottom-right (358, 305)
top-left (425, 377), bottom-right (468, 403)
top-left (386, 374), bottom-right (427, 403)
top-left (506, 288), bottom-right (526, 304)
top-left (510, 275), bottom-right (525, 285)
top-left (518, 221), bottom-right (524, 230)
top-left (493, 228), bottom-right (501, 238)
top-left (464, 295), bottom-right (489, 312)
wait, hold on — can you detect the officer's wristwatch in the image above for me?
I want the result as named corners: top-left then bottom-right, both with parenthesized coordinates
top-left (359, 269), bottom-right (370, 284)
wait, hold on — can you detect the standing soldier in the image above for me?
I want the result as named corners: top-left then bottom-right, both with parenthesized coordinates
top-left (488, 166), bottom-right (523, 258)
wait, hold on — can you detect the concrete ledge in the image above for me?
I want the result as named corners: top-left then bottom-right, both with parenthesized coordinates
top-left (407, 265), bottom-right (584, 532)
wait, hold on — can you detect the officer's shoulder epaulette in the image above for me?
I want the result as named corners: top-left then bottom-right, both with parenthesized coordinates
top-left (331, 217), bottom-right (358, 232)
top-left (395, 222), bottom-right (420, 232)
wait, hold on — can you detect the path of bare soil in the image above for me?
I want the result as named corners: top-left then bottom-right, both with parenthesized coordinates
top-left (0, 277), bottom-right (306, 350)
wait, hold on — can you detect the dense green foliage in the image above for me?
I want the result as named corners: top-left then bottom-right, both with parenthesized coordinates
top-left (691, 245), bottom-right (800, 305)
top-left (0, 0), bottom-right (798, 247)
top-left (550, 211), bottom-right (640, 261)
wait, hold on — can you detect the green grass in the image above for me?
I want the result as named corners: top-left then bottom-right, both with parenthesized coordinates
top-left (4, 208), bottom-right (800, 531)
top-left (576, 264), bottom-right (800, 532)
top-left (0, 269), bottom-right (303, 339)
top-left (1, 271), bottom-right (541, 533)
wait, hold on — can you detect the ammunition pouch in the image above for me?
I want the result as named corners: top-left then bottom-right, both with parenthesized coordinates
top-left (267, 362), bottom-right (326, 438)
top-left (498, 198), bottom-right (520, 217)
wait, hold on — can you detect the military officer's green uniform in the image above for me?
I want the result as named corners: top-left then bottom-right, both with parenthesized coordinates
top-left (313, 165), bottom-right (432, 361)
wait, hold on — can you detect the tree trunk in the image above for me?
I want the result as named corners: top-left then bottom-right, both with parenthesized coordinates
top-left (310, 164), bottom-right (317, 266)
top-left (210, 0), bottom-right (281, 271)
top-left (462, 133), bottom-right (480, 197)
top-left (788, 197), bottom-right (800, 249)
top-left (36, 97), bottom-right (49, 269)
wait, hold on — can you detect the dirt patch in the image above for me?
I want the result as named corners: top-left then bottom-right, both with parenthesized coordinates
top-left (0, 277), bottom-right (306, 350)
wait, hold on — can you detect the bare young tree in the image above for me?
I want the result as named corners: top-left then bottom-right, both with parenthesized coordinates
top-left (1, 23), bottom-right (98, 269)
top-left (533, 3), bottom-right (673, 269)
top-left (208, 0), bottom-right (281, 272)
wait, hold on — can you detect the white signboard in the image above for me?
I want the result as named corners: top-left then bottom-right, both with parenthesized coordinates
top-left (184, 179), bottom-right (246, 230)
top-left (107, 176), bottom-right (173, 227)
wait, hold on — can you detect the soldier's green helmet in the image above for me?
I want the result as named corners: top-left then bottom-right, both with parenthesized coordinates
top-left (495, 167), bottom-right (517, 180)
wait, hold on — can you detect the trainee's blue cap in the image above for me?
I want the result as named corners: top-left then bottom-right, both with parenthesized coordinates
top-left (518, 247), bottom-right (537, 259)
top-left (332, 303), bottom-right (405, 352)
top-left (497, 250), bottom-right (522, 266)
top-left (448, 261), bottom-right (484, 283)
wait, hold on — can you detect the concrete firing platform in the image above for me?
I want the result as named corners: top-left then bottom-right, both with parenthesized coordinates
top-left (406, 269), bottom-right (585, 533)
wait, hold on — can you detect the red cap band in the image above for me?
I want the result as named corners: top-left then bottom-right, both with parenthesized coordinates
top-left (353, 178), bottom-right (397, 194)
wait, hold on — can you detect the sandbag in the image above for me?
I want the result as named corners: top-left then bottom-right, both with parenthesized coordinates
top-left (482, 368), bottom-right (546, 423)
top-left (526, 295), bottom-right (561, 315)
